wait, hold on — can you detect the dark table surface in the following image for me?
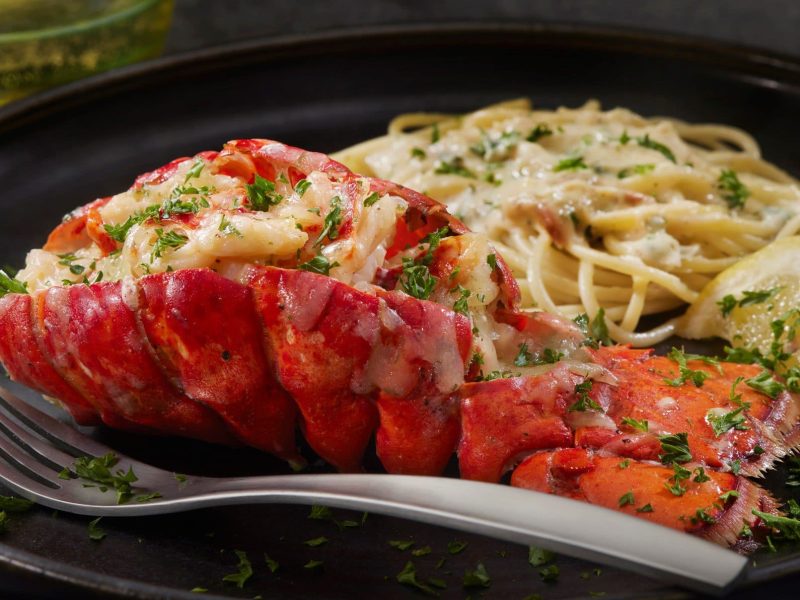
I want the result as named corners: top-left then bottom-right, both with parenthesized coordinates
top-left (4, 1), bottom-right (800, 598)
top-left (166, 0), bottom-right (800, 59)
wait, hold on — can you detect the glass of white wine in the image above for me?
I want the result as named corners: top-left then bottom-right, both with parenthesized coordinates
top-left (0, 0), bottom-right (174, 106)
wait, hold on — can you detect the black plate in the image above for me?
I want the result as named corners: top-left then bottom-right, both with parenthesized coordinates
top-left (1, 23), bottom-right (800, 600)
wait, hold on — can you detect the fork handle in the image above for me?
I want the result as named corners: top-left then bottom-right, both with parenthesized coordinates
top-left (174, 473), bottom-right (745, 594)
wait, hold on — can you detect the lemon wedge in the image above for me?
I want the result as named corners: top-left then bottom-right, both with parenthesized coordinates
top-left (678, 236), bottom-right (800, 353)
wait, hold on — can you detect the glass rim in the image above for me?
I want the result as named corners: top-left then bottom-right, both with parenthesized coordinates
top-left (0, 0), bottom-right (168, 44)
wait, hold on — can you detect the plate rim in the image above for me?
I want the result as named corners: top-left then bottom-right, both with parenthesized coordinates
top-left (1, 21), bottom-right (799, 599)
top-left (1, 20), bottom-right (800, 133)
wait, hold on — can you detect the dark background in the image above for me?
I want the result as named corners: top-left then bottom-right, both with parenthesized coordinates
top-left (165, 0), bottom-right (800, 58)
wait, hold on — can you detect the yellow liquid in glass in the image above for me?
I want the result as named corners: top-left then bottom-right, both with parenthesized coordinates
top-left (0, 0), bottom-right (174, 105)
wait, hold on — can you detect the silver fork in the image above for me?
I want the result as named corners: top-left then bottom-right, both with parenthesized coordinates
top-left (0, 385), bottom-right (746, 596)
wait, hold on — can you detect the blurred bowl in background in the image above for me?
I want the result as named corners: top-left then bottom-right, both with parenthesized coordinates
top-left (0, 0), bottom-right (174, 106)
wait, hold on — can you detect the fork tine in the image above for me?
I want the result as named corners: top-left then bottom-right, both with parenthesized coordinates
top-left (0, 436), bottom-right (61, 489)
top-left (0, 456), bottom-right (64, 501)
top-left (0, 386), bottom-right (110, 458)
top-left (0, 404), bottom-right (81, 470)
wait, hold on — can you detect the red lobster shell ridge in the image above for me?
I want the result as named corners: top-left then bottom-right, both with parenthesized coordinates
top-left (0, 139), bottom-right (798, 551)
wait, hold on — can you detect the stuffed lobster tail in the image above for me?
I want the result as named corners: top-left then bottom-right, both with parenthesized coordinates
top-left (0, 139), bottom-right (512, 473)
top-left (1, 138), bottom-right (798, 551)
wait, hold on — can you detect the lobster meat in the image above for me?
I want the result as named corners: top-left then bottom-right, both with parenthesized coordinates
top-left (0, 139), bottom-right (797, 550)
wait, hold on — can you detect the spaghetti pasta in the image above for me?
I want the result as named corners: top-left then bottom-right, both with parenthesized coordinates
top-left (334, 99), bottom-right (800, 346)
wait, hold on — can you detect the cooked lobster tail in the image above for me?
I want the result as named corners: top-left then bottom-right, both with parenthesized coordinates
top-left (1, 138), bottom-right (797, 550)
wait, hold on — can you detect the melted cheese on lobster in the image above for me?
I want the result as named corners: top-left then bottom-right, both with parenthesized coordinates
top-left (20, 159), bottom-right (405, 291)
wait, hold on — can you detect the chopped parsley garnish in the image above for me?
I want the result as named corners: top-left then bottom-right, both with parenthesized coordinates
top-left (246, 174), bottom-right (283, 211)
top-left (717, 295), bottom-right (737, 317)
top-left (718, 287), bottom-right (781, 317)
top-left (476, 370), bottom-right (517, 382)
top-left (435, 157), bottom-right (476, 178)
top-left (692, 508), bottom-right (716, 525)
top-left (528, 545), bottom-right (554, 567)
top-left (752, 510), bottom-right (800, 540)
top-left (0, 496), bottom-right (33, 512)
top-left (66, 452), bottom-right (145, 504)
top-left (400, 257), bottom-right (437, 300)
top-left (411, 147), bottom-right (427, 159)
top-left (486, 253), bottom-right (497, 270)
top-left (718, 169), bottom-right (750, 209)
top-left (719, 490), bottom-right (740, 503)
top-left (305, 504), bottom-right (359, 530)
top-left (664, 462), bottom-right (692, 496)
top-left (514, 343), bottom-right (563, 367)
top-left (0, 269), bottom-right (28, 297)
top-left (658, 432), bottom-right (692, 464)
top-left (159, 191), bottom-right (209, 218)
top-left (568, 380), bottom-right (603, 412)
top-left (397, 561), bottom-right (440, 597)
top-left (617, 164), bottom-right (655, 179)
top-left (222, 550), bottom-right (253, 588)
top-left (58, 253), bottom-right (85, 275)
top-left (304, 559), bottom-right (324, 570)
top-left (730, 459), bottom-right (742, 475)
top-left (707, 406), bottom-right (749, 437)
top-left (245, 174), bottom-right (283, 211)
top-left (514, 343), bottom-right (533, 367)
top-left (636, 135), bottom-right (676, 163)
top-left (590, 308), bottom-right (612, 346)
top-left (295, 179), bottom-right (312, 197)
top-left (723, 345), bottom-right (769, 368)
top-left (298, 255), bottom-right (339, 276)
top-left (618, 459), bottom-right (630, 469)
top-left (315, 196), bottom-right (343, 246)
top-left (308, 505), bottom-right (331, 520)
top-left (636, 504), bottom-right (654, 513)
top-left (618, 491), bottom-right (635, 507)
top-left (389, 539), bottom-right (414, 551)
top-left (786, 456), bottom-right (800, 487)
top-left (218, 214), bottom-right (242, 237)
top-left (663, 347), bottom-right (717, 387)
top-left (420, 226), bottom-right (449, 265)
top-left (184, 159), bottom-right (205, 182)
top-left (621, 417), bottom-right (649, 432)
top-left (619, 130), bottom-right (631, 145)
top-left (87, 516), bottom-right (106, 541)
top-left (431, 123), bottom-right (440, 143)
top-left (151, 229), bottom-right (189, 261)
top-left (0, 496), bottom-right (32, 533)
top-left (104, 215), bottom-right (140, 242)
top-left (463, 563), bottom-right (491, 589)
top-left (303, 536), bottom-right (328, 547)
top-left (428, 577), bottom-right (447, 590)
top-left (538, 564), bottom-right (560, 583)
top-left (452, 286), bottom-right (471, 315)
top-left (363, 191), bottom-right (380, 207)
top-left (527, 124), bottom-right (553, 143)
top-left (746, 370), bottom-right (785, 399)
top-left (553, 156), bottom-right (588, 172)
top-left (470, 130), bottom-right (519, 161)
top-left (693, 467), bottom-right (711, 483)
top-left (541, 348), bottom-right (565, 365)
top-left (447, 540), bottom-right (468, 554)
top-left (264, 553), bottom-right (280, 573)
top-left (412, 546), bottom-right (432, 557)
top-left (573, 309), bottom-right (611, 348)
